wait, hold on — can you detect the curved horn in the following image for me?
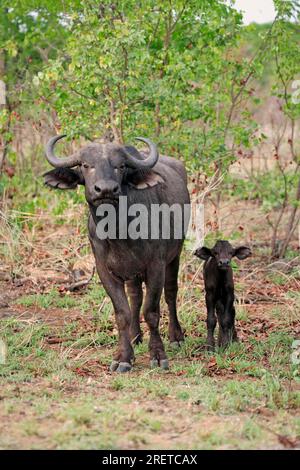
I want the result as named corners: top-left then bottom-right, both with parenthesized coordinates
top-left (124, 137), bottom-right (159, 169)
top-left (45, 135), bottom-right (81, 168)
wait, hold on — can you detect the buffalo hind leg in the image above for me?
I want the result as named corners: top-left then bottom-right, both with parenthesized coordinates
top-left (127, 278), bottom-right (143, 345)
top-left (144, 265), bottom-right (168, 370)
top-left (165, 255), bottom-right (184, 348)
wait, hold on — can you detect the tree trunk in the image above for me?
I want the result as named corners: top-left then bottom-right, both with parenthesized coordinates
top-left (0, 50), bottom-right (11, 173)
top-left (278, 172), bottom-right (300, 258)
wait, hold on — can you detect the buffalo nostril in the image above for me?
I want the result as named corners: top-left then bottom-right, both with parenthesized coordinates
top-left (219, 260), bottom-right (229, 267)
top-left (94, 184), bottom-right (101, 193)
top-left (112, 185), bottom-right (119, 194)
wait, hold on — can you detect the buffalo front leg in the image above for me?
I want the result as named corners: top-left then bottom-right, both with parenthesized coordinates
top-left (96, 266), bottom-right (134, 372)
top-left (144, 266), bottom-right (168, 370)
top-left (205, 289), bottom-right (217, 351)
top-left (164, 255), bottom-right (184, 348)
top-left (126, 278), bottom-right (143, 345)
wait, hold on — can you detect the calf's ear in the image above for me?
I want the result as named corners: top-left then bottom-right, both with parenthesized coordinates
top-left (194, 246), bottom-right (212, 260)
top-left (234, 246), bottom-right (251, 260)
top-left (43, 168), bottom-right (84, 190)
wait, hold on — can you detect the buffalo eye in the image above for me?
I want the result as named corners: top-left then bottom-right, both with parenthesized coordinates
top-left (83, 163), bottom-right (89, 169)
top-left (119, 163), bottom-right (126, 170)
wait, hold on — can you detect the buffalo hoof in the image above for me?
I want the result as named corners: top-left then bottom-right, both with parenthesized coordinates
top-left (150, 358), bottom-right (169, 370)
top-left (109, 360), bottom-right (119, 372)
top-left (150, 358), bottom-right (159, 369)
top-left (109, 361), bottom-right (132, 373)
top-left (170, 340), bottom-right (184, 349)
top-left (160, 359), bottom-right (169, 370)
top-left (116, 362), bottom-right (132, 373)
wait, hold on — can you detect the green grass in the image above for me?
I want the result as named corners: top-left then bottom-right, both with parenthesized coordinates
top-left (17, 290), bottom-right (78, 310)
top-left (16, 282), bottom-right (112, 318)
top-left (1, 253), bottom-right (300, 449)
top-left (267, 272), bottom-right (287, 286)
top-left (1, 364), bottom-right (299, 449)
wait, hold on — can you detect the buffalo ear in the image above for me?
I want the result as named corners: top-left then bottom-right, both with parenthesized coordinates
top-left (43, 168), bottom-right (84, 190)
top-left (234, 246), bottom-right (251, 260)
top-left (194, 246), bottom-right (212, 260)
top-left (131, 171), bottom-right (164, 189)
top-left (126, 169), bottom-right (164, 189)
top-left (123, 145), bottom-right (164, 189)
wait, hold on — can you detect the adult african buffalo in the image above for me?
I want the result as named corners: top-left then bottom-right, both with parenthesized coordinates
top-left (44, 135), bottom-right (190, 372)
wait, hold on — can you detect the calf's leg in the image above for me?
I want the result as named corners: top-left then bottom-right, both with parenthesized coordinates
top-left (164, 255), bottom-right (184, 347)
top-left (205, 289), bottom-right (217, 351)
top-left (231, 306), bottom-right (238, 342)
top-left (218, 290), bottom-right (236, 348)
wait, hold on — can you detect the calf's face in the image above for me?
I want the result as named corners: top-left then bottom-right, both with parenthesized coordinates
top-left (194, 240), bottom-right (251, 269)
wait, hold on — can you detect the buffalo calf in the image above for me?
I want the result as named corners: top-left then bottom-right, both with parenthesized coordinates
top-left (194, 240), bottom-right (251, 350)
